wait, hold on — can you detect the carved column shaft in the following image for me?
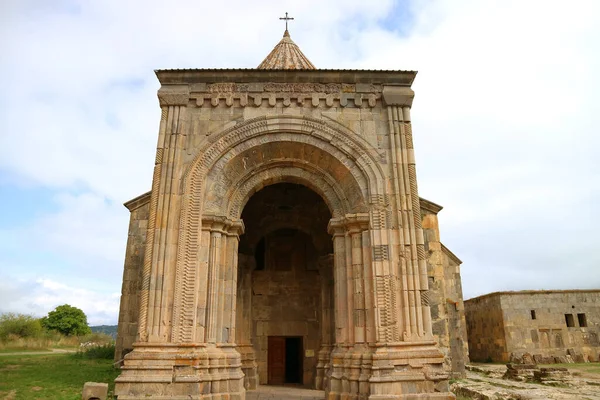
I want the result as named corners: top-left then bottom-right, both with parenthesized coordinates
top-left (139, 91), bottom-right (188, 343)
top-left (206, 229), bottom-right (222, 343)
top-left (202, 216), bottom-right (244, 344)
top-left (316, 255), bottom-right (334, 391)
top-left (332, 232), bottom-right (348, 345)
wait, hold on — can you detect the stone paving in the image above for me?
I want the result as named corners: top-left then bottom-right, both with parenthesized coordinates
top-left (246, 385), bottom-right (324, 400)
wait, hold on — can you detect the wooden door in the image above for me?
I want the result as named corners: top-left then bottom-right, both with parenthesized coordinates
top-left (268, 336), bottom-right (285, 385)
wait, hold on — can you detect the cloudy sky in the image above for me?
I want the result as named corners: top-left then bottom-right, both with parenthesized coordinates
top-left (1, 0), bottom-right (599, 325)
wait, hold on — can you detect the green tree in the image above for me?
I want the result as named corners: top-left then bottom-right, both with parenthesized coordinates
top-left (0, 313), bottom-right (43, 340)
top-left (41, 304), bottom-right (91, 336)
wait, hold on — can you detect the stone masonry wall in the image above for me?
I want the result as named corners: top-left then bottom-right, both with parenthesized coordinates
top-left (115, 194), bottom-right (150, 363)
top-left (500, 291), bottom-right (600, 363)
top-left (443, 247), bottom-right (469, 375)
top-left (421, 200), bottom-right (468, 377)
top-left (251, 255), bottom-right (321, 386)
top-left (465, 294), bottom-right (506, 362)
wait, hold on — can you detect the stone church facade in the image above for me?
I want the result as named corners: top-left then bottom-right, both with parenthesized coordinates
top-left (114, 29), bottom-right (467, 399)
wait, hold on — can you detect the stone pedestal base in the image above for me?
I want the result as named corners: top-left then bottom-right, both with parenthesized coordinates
top-left (368, 342), bottom-right (454, 400)
top-left (326, 345), bottom-right (372, 400)
top-left (315, 345), bottom-right (332, 390)
top-left (237, 344), bottom-right (258, 390)
top-left (115, 343), bottom-right (245, 400)
top-left (325, 342), bottom-right (454, 400)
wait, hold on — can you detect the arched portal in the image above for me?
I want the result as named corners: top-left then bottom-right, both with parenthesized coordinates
top-left (169, 116), bottom-right (387, 348)
top-left (236, 183), bottom-right (332, 388)
top-left (166, 116), bottom-right (388, 396)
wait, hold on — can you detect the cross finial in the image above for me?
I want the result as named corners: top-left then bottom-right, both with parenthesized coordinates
top-left (279, 12), bottom-right (294, 31)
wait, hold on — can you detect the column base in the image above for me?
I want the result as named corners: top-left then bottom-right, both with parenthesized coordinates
top-left (115, 343), bottom-right (245, 400)
top-left (325, 341), bottom-right (454, 400)
top-left (237, 344), bottom-right (258, 390)
top-left (315, 345), bottom-right (333, 390)
top-left (326, 345), bottom-right (372, 400)
top-left (368, 341), bottom-right (454, 400)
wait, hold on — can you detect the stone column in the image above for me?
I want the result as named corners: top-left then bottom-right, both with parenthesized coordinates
top-left (199, 215), bottom-right (246, 398)
top-left (365, 86), bottom-right (453, 399)
top-left (327, 214), bottom-right (372, 400)
top-left (316, 254), bottom-right (334, 390)
top-left (327, 222), bottom-right (348, 399)
top-left (236, 254), bottom-right (258, 390)
top-left (138, 87), bottom-right (189, 344)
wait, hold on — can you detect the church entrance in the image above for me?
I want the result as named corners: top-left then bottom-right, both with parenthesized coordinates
top-left (236, 183), bottom-right (333, 388)
top-left (268, 336), bottom-right (303, 385)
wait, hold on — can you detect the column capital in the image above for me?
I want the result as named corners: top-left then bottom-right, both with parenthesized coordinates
top-left (202, 214), bottom-right (245, 237)
top-left (382, 86), bottom-right (414, 107)
top-left (158, 85), bottom-right (190, 107)
top-left (327, 213), bottom-right (370, 235)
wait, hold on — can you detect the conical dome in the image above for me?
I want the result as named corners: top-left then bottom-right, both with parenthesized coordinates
top-left (257, 30), bottom-right (315, 70)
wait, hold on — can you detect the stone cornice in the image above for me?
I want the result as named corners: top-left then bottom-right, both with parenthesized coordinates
top-left (155, 69), bottom-right (417, 86)
top-left (158, 85), bottom-right (190, 107)
top-left (419, 197), bottom-right (443, 215)
top-left (124, 191), bottom-right (151, 211)
top-left (382, 86), bottom-right (415, 107)
top-left (466, 289), bottom-right (600, 303)
top-left (441, 243), bottom-right (462, 265)
top-left (155, 71), bottom-right (417, 109)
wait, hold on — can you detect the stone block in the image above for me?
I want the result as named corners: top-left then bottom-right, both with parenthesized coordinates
top-left (82, 382), bottom-right (108, 400)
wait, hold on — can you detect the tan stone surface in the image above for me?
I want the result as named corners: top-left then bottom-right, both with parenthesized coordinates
top-left (82, 382), bottom-right (108, 400)
top-left (453, 363), bottom-right (600, 400)
top-left (465, 290), bottom-right (600, 363)
top-left (114, 49), bottom-right (462, 398)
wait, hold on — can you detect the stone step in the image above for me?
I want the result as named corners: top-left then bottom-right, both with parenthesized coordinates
top-left (246, 386), bottom-right (324, 400)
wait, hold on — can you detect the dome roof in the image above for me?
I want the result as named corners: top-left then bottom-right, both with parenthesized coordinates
top-left (257, 30), bottom-right (315, 70)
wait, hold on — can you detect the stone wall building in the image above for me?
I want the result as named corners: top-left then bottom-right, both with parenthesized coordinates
top-left (114, 28), bottom-right (467, 399)
top-left (465, 290), bottom-right (600, 364)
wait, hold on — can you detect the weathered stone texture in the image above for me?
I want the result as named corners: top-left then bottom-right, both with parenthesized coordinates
top-left (421, 199), bottom-right (468, 377)
top-left (114, 63), bottom-right (462, 399)
top-left (114, 192), bottom-right (150, 364)
top-left (464, 294), bottom-right (506, 362)
top-left (465, 290), bottom-right (600, 363)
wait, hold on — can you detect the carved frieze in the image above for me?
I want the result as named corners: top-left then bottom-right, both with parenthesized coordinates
top-left (189, 82), bottom-right (384, 109)
top-left (263, 83), bottom-right (341, 93)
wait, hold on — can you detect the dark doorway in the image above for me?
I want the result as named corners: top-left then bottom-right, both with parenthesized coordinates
top-left (268, 336), bottom-right (303, 385)
top-left (285, 337), bottom-right (302, 384)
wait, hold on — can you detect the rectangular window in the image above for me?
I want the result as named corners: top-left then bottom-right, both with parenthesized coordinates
top-left (531, 310), bottom-right (536, 320)
top-left (565, 314), bottom-right (575, 327)
top-left (577, 313), bottom-right (587, 327)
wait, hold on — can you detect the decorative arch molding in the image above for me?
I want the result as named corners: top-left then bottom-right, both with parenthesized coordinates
top-left (172, 115), bottom-right (388, 343)
top-left (215, 161), bottom-right (359, 218)
top-left (181, 115), bottom-right (387, 201)
top-left (203, 135), bottom-right (368, 216)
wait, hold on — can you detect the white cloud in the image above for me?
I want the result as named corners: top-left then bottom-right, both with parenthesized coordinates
top-left (0, 277), bottom-right (120, 326)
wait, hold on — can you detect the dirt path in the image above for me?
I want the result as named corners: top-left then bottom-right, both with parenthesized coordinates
top-left (0, 348), bottom-right (76, 357)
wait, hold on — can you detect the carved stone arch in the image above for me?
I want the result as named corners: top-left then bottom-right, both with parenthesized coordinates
top-left (181, 115), bottom-right (387, 204)
top-left (203, 133), bottom-right (369, 214)
top-left (215, 161), bottom-right (357, 219)
top-left (172, 115), bottom-right (388, 343)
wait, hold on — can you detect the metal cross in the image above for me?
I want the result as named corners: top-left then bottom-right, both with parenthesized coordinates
top-left (279, 12), bottom-right (294, 31)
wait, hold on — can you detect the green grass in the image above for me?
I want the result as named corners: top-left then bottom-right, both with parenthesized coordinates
top-left (0, 353), bottom-right (120, 400)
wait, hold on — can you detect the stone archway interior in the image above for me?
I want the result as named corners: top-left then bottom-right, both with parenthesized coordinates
top-left (236, 183), bottom-right (333, 388)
